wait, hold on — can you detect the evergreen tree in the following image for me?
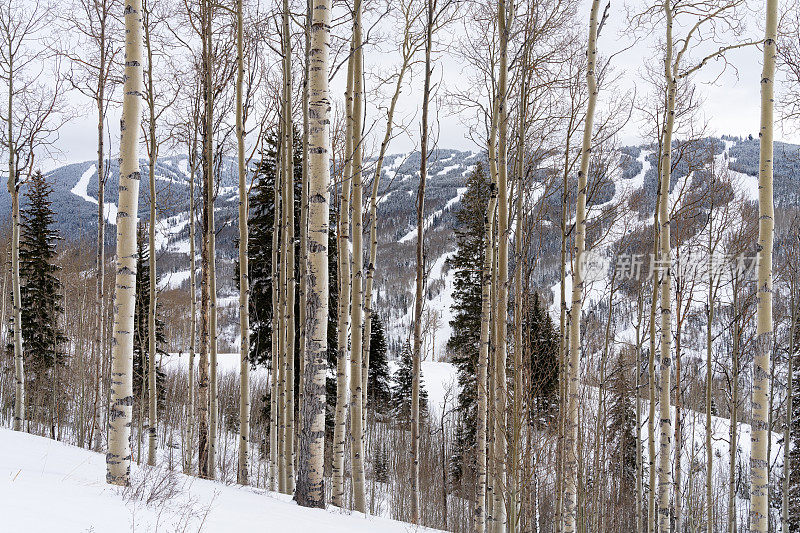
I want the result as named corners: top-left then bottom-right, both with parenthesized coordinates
top-left (788, 322), bottom-right (800, 531)
top-left (12, 170), bottom-right (67, 416)
top-left (526, 291), bottom-right (560, 427)
top-left (133, 225), bottom-right (166, 409)
top-left (243, 129), bottom-right (339, 434)
top-left (607, 351), bottom-right (637, 523)
top-left (447, 161), bottom-right (490, 481)
top-left (367, 313), bottom-right (392, 413)
top-left (392, 342), bottom-right (428, 424)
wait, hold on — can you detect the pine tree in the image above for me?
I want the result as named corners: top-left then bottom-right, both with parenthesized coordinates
top-left (11, 170), bottom-right (67, 419)
top-left (448, 160), bottom-right (490, 482)
top-left (367, 313), bottom-right (392, 414)
top-left (133, 226), bottom-right (166, 409)
top-left (393, 342), bottom-right (428, 425)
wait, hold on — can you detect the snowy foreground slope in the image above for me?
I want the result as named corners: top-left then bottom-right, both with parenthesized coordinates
top-left (0, 428), bottom-right (441, 533)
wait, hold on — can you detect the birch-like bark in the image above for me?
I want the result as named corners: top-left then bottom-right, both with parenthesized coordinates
top-left (564, 1), bottom-right (600, 530)
top-left (361, 28), bottom-right (414, 419)
top-left (106, 0), bottom-right (143, 485)
top-left (783, 276), bottom-right (797, 533)
top-left (750, 0), bottom-right (777, 528)
top-left (348, 0), bottom-right (367, 511)
top-left (332, 49), bottom-right (354, 508)
top-left (294, 0), bottom-right (331, 507)
top-left (143, 2), bottom-right (158, 467)
top-left (657, 3), bottom-right (677, 529)
top-left (270, 151), bottom-right (281, 491)
top-left (186, 135), bottom-right (198, 474)
top-left (475, 178), bottom-right (498, 533)
top-left (6, 48), bottom-right (23, 432)
top-left (235, 0), bottom-right (250, 486)
top-left (297, 0), bottom-right (311, 452)
top-left (411, 0), bottom-right (434, 522)
top-left (493, 1), bottom-right (509, 529)
top-left (281, 0), bottom-right (296, 493)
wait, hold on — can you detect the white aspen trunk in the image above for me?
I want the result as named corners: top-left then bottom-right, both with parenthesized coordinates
top-left (94, 31), bottom-right (108, 452)
top-left (186, 140), bottom-right (198, 474)
top-left (7, 54), bottom-right (24, 432)
top-left (750, 0), bottom-right (777, 529)
top-left (648, 156), bottom-right (661, 533)
top-left (348, 0), bottom-right (367, 511)
top-left (494, 1), bottom-right (509, 529)
top-left (706, 194), bottom-right (715, 533)
top-left (106, 0), bottom-right (143, 485)
top-left (294, 0), bottom-right (331, 507)
top-left (297, 0), bottom-right (311, 452)
top-left (281, 0), bottom-right (296, 493)
top-left (361, 42), bottom-right (412, 420)
top-left (332, 49), bottom-right (354, 509)
top-left (144, 7), bottom-right (158, 467)
top-left (729, 275), bottom-right (740, 533)
top-left (200, 0), bottom-right (218, 480)
top-left (475, 179), bottom-right (498, 533)
top-left (270, 154), bottom-right (281, 491)
top-left (782, 277), bottom-right (797, 533)
top-left (564, 1), bottom-right (600, 530)
top-left (411, 1), bottom-right (434, 522)
top-left (635, 291), bottom-right (645, 533)
top-left (236, 0), bottom-right (250, 485)
top-left (658, 3), bottom-right (676, 529)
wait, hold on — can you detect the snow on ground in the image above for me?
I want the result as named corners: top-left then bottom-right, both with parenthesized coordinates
top-left (70, 165), bottom-right (119, 224)
top-left (157, 269), bottom-right (192, 290)
top-left (0, 427), bottom-right (442, 532)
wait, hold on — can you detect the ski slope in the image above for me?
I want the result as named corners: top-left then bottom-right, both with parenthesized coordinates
top-left (0, 427), bottom-right (443, 532)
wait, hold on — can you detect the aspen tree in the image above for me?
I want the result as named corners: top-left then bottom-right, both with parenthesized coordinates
top-left (235, 0), bottom-right (250, 486)
top-left (297, 0), bottom-right (311, 448)
top-left (783, 272), bottom-right (798, 533)
top-left (332, 46), bottom-right (354, 509)
top-left (270, 150), bottom-right (281, 490)
top-left (348, 0), bottom-right (367, 511)
top-left (361, 0), bottom-right (420, 422)
top-left (564, 1), bottom-right (601, 530)
top-left (751, 0), bottom-right (777, 528)
top-left (185, 123), bottom-right (199, 474)
top-left (411, 0), bottom-right (435, 521)
top-left (493, 0), bottom-right (510, 529)
top-left (281, 0), bottom-right (296, 492)
top-left (142, 0), bottom-right (157, 466)
top-left (106, 0), bottom-right (143, 485)
top-left (476, 99), bottom-right (499, 531)
top-left (294, 0), bottom-right (332, 507)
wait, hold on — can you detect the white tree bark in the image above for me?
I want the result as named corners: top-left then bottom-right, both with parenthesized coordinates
top-left (281, 0), bottom-right (296, 493)
top-left (564, 1), bottom-right (600, 530)
top-left (235, 0), bottom-right (250, 485)
top-left (294, 0), bottom-right (331, 508)
top-left (750, 0), bottom-right (777, 529)
top-left (348, 0), bottom-right (366, 511)
top-left (106, 0), bottom-right (143, 485)
top-left (332, 49), bottom-right (354, 509)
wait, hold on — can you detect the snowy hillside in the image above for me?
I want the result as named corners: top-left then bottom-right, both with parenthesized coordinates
top-left (0, 427), bottom-right (443, 532)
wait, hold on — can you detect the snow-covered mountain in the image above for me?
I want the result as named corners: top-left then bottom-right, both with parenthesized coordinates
top-left (20, 137), bottom-right (800, 361)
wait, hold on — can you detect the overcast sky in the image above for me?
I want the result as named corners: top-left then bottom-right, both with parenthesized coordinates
top-left (25, 0), bottom-right (799, 171)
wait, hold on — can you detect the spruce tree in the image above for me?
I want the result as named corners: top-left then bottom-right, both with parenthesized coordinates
top-left (447, 160), bottom-right (490, 481)
top-left (608, 351), bottom-right (637, 524)
top-left (13, 170), bottom-right (67, 417)
top-left (367, 313), bottom-right (392, 414)
top-left (526, 291), bottom-right (559, 427)
top-left (133, 225), bottom-right (166, 409)
top-left (392, 342), bottom-right (428, 424)
top-left (788, 323), bottom-right (800, 531)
